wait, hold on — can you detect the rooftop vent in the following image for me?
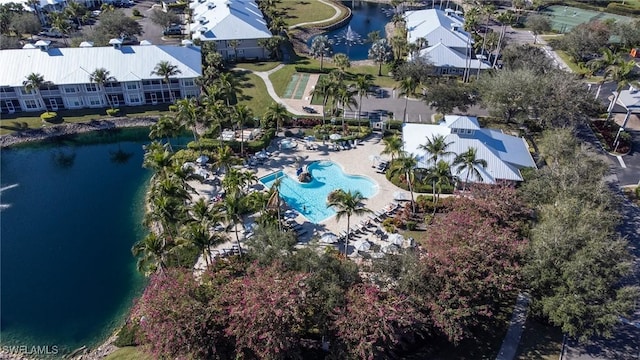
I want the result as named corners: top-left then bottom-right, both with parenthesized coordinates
top-left (79, 41), bottom-right (94, 47)
top-left (207, 2), bottom-right (215, 9)
top-left (198, 17), bottom-right (207, 24)
top-left (34, 40), bottom-right (51, 51)
top-left (22, 43), bottom-right (37, 49)
top-left (181, 39), bottom-right (194, 47)
top-left (199, 27), bottom-right (207, 33)
top-left (198, 0), bottom-right (206, 3)
top-left (108, 38), bottom-right (123, 49)
top-left (139, 40), bottom-right (153, 46)
top-left (451, 24), bottom-right (460, 32)
top-left (444, 8), bottom-right (453, 16)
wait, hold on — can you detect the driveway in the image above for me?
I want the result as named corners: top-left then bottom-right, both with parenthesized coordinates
top-left (122, 0), bottom-right (182, 45)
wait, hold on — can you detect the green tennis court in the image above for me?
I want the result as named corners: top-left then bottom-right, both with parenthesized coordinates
top-left (283, 73), bottom-right (299, 98)
top-left (541, 5), bottom-right (633, 33)
top-left (293, 73), bottom-right (310, 99)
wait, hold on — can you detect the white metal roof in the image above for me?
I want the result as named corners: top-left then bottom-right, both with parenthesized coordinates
top-left (402, 120), bottom-right (536, 184)
top-left (0, 0), bottom-right (64, 10)
top-left (616, 88), bottom-right (640, 113)
top-left (0, 45), bottom-right (201, 87)
top-left (411, 42), bottom-right (491, 70)
top-left (405, 8), bottom-right (472, 48)
top-left (190, 0), bottom-right (271, 41)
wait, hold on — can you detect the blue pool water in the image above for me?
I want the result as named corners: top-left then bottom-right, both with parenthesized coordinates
top-left (260, 161), bottom-right (377, 223)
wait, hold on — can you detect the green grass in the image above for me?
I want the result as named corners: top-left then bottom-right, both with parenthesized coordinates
top-left (0, 104), bottom-right (170, 135)
top-left (554, 49), bottom-right (584, 73)
top-left (515, 318), bottom-right (563, 360)
top-left (276, 0), bottom-right (337, 27)
top-left (235, 61), bottom-right (281, 72)
top-left (269, 64), bottom-right (299, 97)
top-left (104, 347), bottom-right (153, 360)
top-left (234, 70), bottom-right (275, 117)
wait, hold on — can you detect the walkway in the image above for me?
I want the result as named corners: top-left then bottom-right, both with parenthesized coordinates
top-left (288, 0), bottom-right (344, 30)
top-left (496, 293), bottom-right (531, 360)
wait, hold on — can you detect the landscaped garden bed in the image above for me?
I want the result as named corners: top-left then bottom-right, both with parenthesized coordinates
top-left (590, 120), bottom-right (631, 154)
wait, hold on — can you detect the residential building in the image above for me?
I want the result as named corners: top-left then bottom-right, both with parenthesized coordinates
top-left (189, 0), bottom-right (272, 61)
top-left (0, 41), bottom-right (201, 114)
top-left (403, 116), bottom-right (536, 184)
top-left (405, 8), bottom-right (491, 75)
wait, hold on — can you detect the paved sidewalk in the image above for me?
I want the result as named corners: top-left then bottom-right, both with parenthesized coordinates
top-left (496, 293), bottom-right (531, 360)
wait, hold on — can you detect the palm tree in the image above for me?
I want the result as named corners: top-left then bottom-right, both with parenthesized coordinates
top-left (228, 39), bottom-right (240, 62)
top-left (233, 104), bottom-right (253, 157)
top-left (142, 140), bottom-right (174, 176)
top-left (310, 76), bottom-right (336, 124)
top-left (369, 39), bottom-right (392, 76)
top-left (89, 67), bottom-right (116, 108)
top-left (149, 115), bottom-right (182, 152)
top-left (131, 233), bottom-right (169, 276)
top-left (178, 222), bottom-right (226, 268)
top-left (65, 1), bottom-right (86, 27)
top-left (174, 98), bottom-right (199, 142)
top-left (263, 102), bottom-right (290, 136)
top-left (216, 72), bottom-right (241, 107)
top-left (390, 153), bottom-right (418, 213)
top-left (418, 134), bottom-right (454, 166)
top-left (151, 61), bottom-right (182, 103)
top-left (587, 48), bottom-right (621, 100)
top-left (214, 145), bottom-right (235, 174)
top-left (394, 76), bottom-right (417, 122)
top-left (22, 72), bottom-right (49, 111)
top-left (381, 134), bottom-right (403, 163)
top-left (452, 147), bottom-right (488, 190)
top-left (333, 53), bottom-right (351, 75)
top-left (425, 160), bottom-right (452, 205)
top-left (335, 84), bottom-right (357, 125)
top-left (266, 177), bottom-right (283, 232)
top-left (310, 35), bottom-right (333, 70)
top-left (605, 60), bottom-right (637, 122)
top-left (354, 74), bottom-right (373, 127)
top-left (326, 189), bottom-right (372, 256)
top-left (216, 191), bottom-right (247, 257)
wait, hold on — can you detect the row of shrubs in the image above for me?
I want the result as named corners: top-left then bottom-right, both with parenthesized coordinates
top-left (187, 128), bottom-right (276, 153)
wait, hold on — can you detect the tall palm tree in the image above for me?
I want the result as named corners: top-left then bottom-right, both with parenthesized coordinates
top-left (587, 48), bottom-right (621, 100)
top-left (394, 77), bottom-right (418, 122)
top-left (151, 61), bottom-right (182, 103)
top-left (452, 147), bottom-right (488, 190)
top-left (335, 84), bottom-right (357, 125)
top-left (354, 74), bottom-right (373, 128)
top-left (425, 160), bottom-right (452, 205)
top-left (216, 191), bottom-right (247, 257)
top-left (89, 68), bottom-right (116, 108)
top-left (326, 189), bottom-right (372, 256)
top-left (22, 72), bottom-right (50, 111)
top-left (310, 76), bottom-right (335, 124)
top-left (266, 177), bottom-right (283, 232)
top-left (605, 60), bottom-right (637, 122)
top-left (131, 233), bottom-right (169, 276)
top-left (233, 104), bottom-right (253, 157)
top-left (333, 53), bottom-right (351, 75)
top-left (381, 134), bottom-right (403, 163)
top-left (214, 145), bottom-right (235, 174)
top-left (390, 153), bottom-right (418, 213)
top-left (149, 115), bottom-right (182, 152)
top-left (310, 35), bottom-right (333, 70)
top-left (178, 222), bottom-right (226, 268)
top-left (263, 102), bottom-right (290, 136)
top-left (369, 39), bottom-right (392, 76)
top-left (216, 72), bottom-right (241, 107)
top-left (174, 98), bottom-right (199, 142)
top-left (418, 134), bottom-right (454, 166)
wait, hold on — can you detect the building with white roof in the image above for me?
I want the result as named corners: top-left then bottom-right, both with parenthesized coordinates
top-left (405, 8), bottom-right (491, 75)
top-left (189, 0), bottom-right (272, 61)
top-left (0, 41), bottom-right (201, 114)
top-left (402, 116), bottom-right (536, 184)
top-left (610, 85), bottom-right (640, 130)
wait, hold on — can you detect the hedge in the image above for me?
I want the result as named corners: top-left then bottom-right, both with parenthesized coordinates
top-left (294, 66), bottom-right (333, 74)
top-left (606, 3), bottom-right (640, 15)
top-left (40, 111), bottom-right (58, 122)
top-left (106, 108), bottom-right (120, 116)
top-left (188, 129), bottom-right (276, 153)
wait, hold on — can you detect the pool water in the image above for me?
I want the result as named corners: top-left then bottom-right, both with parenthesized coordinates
top-left (260, 161), bottom-right (377, 223)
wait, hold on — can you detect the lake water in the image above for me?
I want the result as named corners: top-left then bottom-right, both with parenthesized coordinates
top-left (0, 129), bottom-right (153, 356)
top-left (311, 1), bottom-right (390, 61)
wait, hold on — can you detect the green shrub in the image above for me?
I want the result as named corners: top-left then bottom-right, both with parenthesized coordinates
top-left (168, 105), bottom-right (178, 112)
top-left (405, 220), bottom-right (417, 231)
top-left (294, 66), bottom-right (332, 74)
top-left (106, 108), bottom-right (120, 117)
top-left (132, 8), bottom-right (141, 16)
top-left (40, 111), bottom-right (58, 122)
top-left (382, 218), bottom-right (395, 233)
top-left (114, 322), bottom-right (140, 347)
top-left (635, 186), bottom-right (640, 199)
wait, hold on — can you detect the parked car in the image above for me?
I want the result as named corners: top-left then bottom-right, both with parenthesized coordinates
top-left (163, 26), bottom-right (182, 36)
top-left (120, 35), bottom-right (138, 45)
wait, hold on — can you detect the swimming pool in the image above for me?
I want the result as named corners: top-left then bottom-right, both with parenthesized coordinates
top-left (260, 161), bottom-right (378, 223)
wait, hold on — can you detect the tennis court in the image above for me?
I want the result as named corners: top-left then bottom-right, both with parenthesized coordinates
top-left (282, 73), bottom-right (311, 100)
top-left (541, 5), bottom-right (633, 33)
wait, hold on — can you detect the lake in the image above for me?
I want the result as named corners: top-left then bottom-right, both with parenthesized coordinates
top-left (0, 129), bottom-right (153, 357)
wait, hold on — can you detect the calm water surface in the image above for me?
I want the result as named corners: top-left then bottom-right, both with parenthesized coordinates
top-left (0, 129), bottom-right (153, 355)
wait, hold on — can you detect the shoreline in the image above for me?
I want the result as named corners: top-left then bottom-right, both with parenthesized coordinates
top-left (0, 117), bottom-right (159, 149)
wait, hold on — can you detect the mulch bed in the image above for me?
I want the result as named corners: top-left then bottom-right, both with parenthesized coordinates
top-left (590, 120), bottom-right (631, 154)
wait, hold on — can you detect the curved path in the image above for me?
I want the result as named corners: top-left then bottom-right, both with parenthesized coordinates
top-left (243, 64), bottom-right (312, 116)
top-left (288, 0), bottom-right (344, 30)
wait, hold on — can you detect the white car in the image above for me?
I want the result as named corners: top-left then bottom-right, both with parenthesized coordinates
top-left (38, 28), bottom-right (65, 38)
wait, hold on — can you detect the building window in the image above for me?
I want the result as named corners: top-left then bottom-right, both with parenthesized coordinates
top-left (183, 79), bottom-right (195, 87)
top-left (85, 84), bottom-right (99, 92)
top-left (88, 96), bottom-right (102, 106)
top-left (126, 82), bottom-right (139, 90)
top-left (24, 99), bottom-right (39, 109)
top-left (128, 94), bottom-right (142, 104)
top-left (67, 97), bottom-right (83, 107)
top-left (64, 86), bottom-right (78, 94)
top-left (21, 88), bottom-right (36, 95)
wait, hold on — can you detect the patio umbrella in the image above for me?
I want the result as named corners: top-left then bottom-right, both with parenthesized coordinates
top-left (388, 233), bottom-right (404, 246)
top-left (320, 233), bottom-right (338, 244)
top-left (329, 133), bottom-right (342, 140)
top-left (196, 155), bottom-right (209, 164)
top-left (353, 240), bottom-right (371, 252)
top-left (382, 244), bottom-right (399, 254)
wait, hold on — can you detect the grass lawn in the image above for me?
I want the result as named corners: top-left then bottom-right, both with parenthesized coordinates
top-left (234, 70), bottom-right (275, 117)
top-left (555, 50), bottom-right (584, 73)
top-left (275, 0), bottom-right (337, 27)
top-left (0, 104), bottom-right (170, 135)
top-left (104, 347), bottom-right (153, 360)
top-left (515, 318), bottom-right (563, 360)
top-left (235, 61), bottom-right (281, 72)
